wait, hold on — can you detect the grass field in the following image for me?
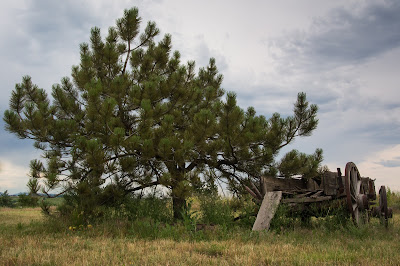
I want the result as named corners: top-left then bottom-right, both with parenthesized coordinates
top-left (1, 207), bottom-right (399, 265)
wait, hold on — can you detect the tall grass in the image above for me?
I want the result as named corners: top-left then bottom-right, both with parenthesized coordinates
top-left (1, 206), bottom-right (399, 265)
top-left (387, 188), bottom-right (400, 211)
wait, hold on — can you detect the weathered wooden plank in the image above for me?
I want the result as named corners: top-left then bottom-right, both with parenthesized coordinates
top-left (322, 171), bottom-right (339, 196)
top-left (282, 196), bottom-right (332, 204)
top-left (306, 178), bottom-right (321, 191)
top-left (262, 176), bottom-right (307, 191)
top-left (296, 191), bottom-right (314, 198)
top-left (310, 190), bottom-right (323, 198)
top-left (252, 191), bottom-right (282, 231)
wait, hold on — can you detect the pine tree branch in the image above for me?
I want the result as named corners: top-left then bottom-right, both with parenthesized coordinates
top-left (43, 187), bottom-right (71, 198)
top-left (122, 41), bottom-right (131, 74)
top-left (125, 180), bottom-right (160, 193)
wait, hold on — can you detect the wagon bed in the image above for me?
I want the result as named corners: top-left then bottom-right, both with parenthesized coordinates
top-left (251, 162), bottom-right (393, 231)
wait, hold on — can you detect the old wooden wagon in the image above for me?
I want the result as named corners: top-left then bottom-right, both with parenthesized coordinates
top-left (250, 162), bottom-right (393, 231)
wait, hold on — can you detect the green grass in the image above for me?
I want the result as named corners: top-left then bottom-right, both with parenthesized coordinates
top-left (43, 196), bottom-right (65, 206)
top-left (6, 195), bottom-right (65, 207)
top-left (0, 207), bottom-right (399, 265)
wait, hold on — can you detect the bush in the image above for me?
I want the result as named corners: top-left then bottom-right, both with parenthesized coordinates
top-left (269, 200), bottom-right (351, 233)
top-left (17, 193), bottom-right (39, 207)
top-left (198, 193), bottom-right (234, 227)
top-left (124, 195), bottom-right (173, 223)
top-left (269, 204), bottom-right (297, 232)
top-left (387, 188), bottom-right (400, 211)
top-left (0, 190), bottom-right (14, 207)
top-left (57, 190), bottom-right (108, 226)
top-left (316, 205), bottom-right (350, 231)
top-left (229, 196), bottom-right (258, 228)
top-left (57, 190), bottom-right (173, 226)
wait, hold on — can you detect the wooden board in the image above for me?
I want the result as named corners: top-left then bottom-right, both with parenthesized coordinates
top-left (262, 176), bottom-right (308, 192)
top-left (281, 195), bottom-right (332, 204)
top-left (252, 191), bottom-right (282, 231)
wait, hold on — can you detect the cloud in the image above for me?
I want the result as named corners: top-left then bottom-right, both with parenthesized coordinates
top-left (377, 160), bottom-right (400, 168)
top-left (260, 1), bottom-right (400, 170)
top-left (0, 1), bottom-right (93, 109)
top-left (357, 144), bottom-right (400, 191)
top-left (179, 35), bottom-right (229, 73)
top-left (2, 1), bottom-right (97, 65)
top-left (270, 0), bottom-right (400, 70)
top-left (0, 159), bottom-right (30, 194)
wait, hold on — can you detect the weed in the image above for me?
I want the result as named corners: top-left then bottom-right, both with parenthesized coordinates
top-left (269, 204), bottom-right (297, 233)
top-left (195, 243), bottom-right (226, 257)
top-left (16, 223), bottom-right (23, 230)
top-left (124, 195), bottom-right (173, 223)
top-left (387, 188), bottom-right (400, 211)
top-left (39, 198), bottom-right (51, 216)
top-left (198, 193), bottom-right (233, 227)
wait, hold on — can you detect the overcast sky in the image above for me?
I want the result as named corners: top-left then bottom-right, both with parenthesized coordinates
top-left (1, 0), bottom-right (400, 194)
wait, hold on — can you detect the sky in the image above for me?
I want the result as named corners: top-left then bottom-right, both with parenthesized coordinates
top-left (1, 0), bottom-right (400, 194)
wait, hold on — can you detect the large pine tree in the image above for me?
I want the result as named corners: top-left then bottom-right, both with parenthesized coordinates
top-left (4, 7), bottom-right (321, 219)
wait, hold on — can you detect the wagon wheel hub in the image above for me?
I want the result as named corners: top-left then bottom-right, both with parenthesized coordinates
top-left (356, 194), bottom-right (369, 211)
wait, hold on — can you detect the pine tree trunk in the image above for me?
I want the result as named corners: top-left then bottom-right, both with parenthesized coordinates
top-left (167, 165), bottom-right (189, 221)
top-left (169, 168), bottom-right (188, 221)
top-left (172, 193), bottom-right (186, 220)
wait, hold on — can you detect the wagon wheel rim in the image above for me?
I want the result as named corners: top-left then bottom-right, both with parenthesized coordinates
top-left (379, 186), bottom-right (389, 227)
top-left (344, 162), bottom-right (367, 225)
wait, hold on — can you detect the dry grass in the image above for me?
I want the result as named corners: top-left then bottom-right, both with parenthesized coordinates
top-left (0, 207), bottom-right (43, 225)
top-left (1, 207), bottom-right (399, 265)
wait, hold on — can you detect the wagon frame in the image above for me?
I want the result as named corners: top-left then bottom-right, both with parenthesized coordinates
top-left (250, 162), bottom-right (393, 231)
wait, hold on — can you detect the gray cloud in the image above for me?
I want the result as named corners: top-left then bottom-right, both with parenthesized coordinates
top-left (271, 0), bottom-right (400, 69)
top-left (262, 0), bottom-right (400, 162)
top-left (2, 1), bottom-right (96, 63)
top-left (377, 159), bottom-right (400, 168)
top-left (0, 1), bottom-right (96, 109)
top-left (0, 120), bottom-right (39, 167)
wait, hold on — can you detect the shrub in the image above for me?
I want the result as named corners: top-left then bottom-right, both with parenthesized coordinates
top-left (198, 193), bottom-right (234, 227)
top-left (316, 205), bottom-right (350, 231)
top-left (57, 190), bottom-right (174, 226)
top-left (57, 190), bottom-right (109, 226)
top-left (0, 190), bottom-right (14, 207)
top-left (269, 204), bottom-right (297, 232)
top-left (229, 196), bottom-right (258, 228)
top-left (387, 188), bottom-right (400, 211)
top-left (17, 193), bottom-right (39, 207)
top-left (124, 195), bottom-right (173, 223)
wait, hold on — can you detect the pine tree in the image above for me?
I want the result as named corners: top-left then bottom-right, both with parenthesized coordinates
top-left (4, 7), bottom-right (320, 220)
top-left (0, 190), bottom-right (14, 207)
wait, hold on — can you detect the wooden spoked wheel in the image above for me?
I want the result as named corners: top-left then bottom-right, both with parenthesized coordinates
top-left (344, 162), bottom-right (369, 225)
top-left (379, 186), bottom-right (389, 227)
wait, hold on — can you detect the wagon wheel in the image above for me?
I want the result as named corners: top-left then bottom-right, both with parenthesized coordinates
top-left (344, 162), bottom-right (369, 225)
top-left (379, 186), bottom-right (389, 227)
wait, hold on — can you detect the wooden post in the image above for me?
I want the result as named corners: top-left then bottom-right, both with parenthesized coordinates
top-left (252, 191), bottom-right (282, 231)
